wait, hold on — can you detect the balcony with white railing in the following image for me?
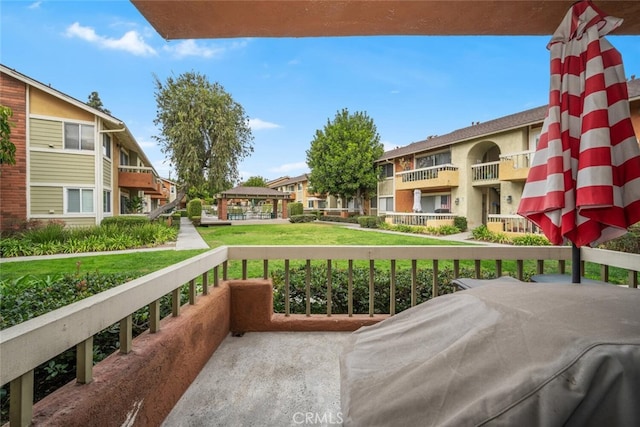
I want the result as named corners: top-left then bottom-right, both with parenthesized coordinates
top-left (487, 214), bottom-right (542, 235)
top-left (471, 161), bottom-right (500, 185)
top-left (384, 212), bottom-right (456, 228)
top-left (395, 164), bottom-right (459, 191)
top-left (2, 245), bottom-right (639, 426)
top-left (499, 150), bottom-right (534, 181)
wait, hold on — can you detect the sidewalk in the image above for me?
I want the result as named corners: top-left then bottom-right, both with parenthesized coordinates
top-left (175, 217), bottom-right (209, 250)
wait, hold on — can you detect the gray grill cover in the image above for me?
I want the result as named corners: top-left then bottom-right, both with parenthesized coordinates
top-left (340, 283), bottom-right (640, 426)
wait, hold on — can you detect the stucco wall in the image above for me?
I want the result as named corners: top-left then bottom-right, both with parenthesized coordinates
top-left (32, 285), bottom-right (231, 427)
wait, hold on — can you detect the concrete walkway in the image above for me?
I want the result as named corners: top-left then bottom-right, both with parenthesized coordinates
top-left (175, 217), bottom-right (209, 250)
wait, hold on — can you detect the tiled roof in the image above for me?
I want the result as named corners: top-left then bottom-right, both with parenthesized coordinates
top-left (379, 78), bottom-right (640, 162)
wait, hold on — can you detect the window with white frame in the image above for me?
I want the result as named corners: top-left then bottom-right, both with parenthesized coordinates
top-left (67, 188), bottom-right (94, 213)
top-left (64, 123), bottom-right (95, 151)
top-left (379, 197), bottom-right (393, 212)
top-left (103, 190), bottom-right (112, 213)
top-left (308, 200), bottom-right (314, 209)
top-left (103, 134), bottom-right (111, 159)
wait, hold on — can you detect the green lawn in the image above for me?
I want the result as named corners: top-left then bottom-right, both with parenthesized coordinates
top-left (0, 222), bottom-right (627, 283)
top-left (0, 223), bottom-right (466, 281)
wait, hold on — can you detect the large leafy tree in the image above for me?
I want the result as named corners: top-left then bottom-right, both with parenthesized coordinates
top-left (86, 91), bottom-right (111, 115)
top-left (306, 109), bottom-right (383, 215)
top-left (242, 176), bottom-right (268, 187)
top-left (151, 71), bottom-right (253, 217)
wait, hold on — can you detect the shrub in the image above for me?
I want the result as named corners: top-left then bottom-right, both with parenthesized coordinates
top-left (187, 198), bottom-right (202, 219)
top-left (271, 265), bottom-right (490, 315)
top-left (317, 215), bottom-right (359, 224)
top-left (191, 216), bottom-right (201, 226)
top-left (471, 225), bottom-right (492, 241)
top-left (453, 216), bottom-right (468, 231)
top-left (101, 216), bottom-right (150, 227)
top-left (288, 202), bottom-right (304, 216)
top-left (602, 224), bottom-right (640, 254)
top-left (289, 214), bottom-right (316, 223)
top-left (512, 234), bottom-right (551, 246)
top-left (357, 216), bottom-right (380, 228)
top-left (431, 225), bottom-right (461, 235)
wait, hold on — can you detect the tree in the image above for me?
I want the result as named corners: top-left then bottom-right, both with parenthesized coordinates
top-left (243, 176), bottom-right (268, 187)
top-left (306, 109), bottom-right (383, 215)
top-left (86, 92), bottom-right (111, 115)
top-left (0, 106), bottom-right (16, 169)
top-left (150, 71), bottom-right (253, 219)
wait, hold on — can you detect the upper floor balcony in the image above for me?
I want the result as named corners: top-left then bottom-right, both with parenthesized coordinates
top-left (498, 150), bottom-right (534, 182)
top-left (395, 164), bottom-right (459, 191)
top-left (471, 161), bottom-right (500, 186)
top-left (118, 165), bottom-right (161, 193)
top-left (2, 245), bottom-right (639, 426)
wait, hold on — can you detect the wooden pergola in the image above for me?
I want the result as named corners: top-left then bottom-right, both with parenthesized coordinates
top-left (216, 186), bottom-right (293, 220)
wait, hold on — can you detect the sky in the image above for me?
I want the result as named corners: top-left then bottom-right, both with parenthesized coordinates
top-left (2, 1), bottom-right (640, 183)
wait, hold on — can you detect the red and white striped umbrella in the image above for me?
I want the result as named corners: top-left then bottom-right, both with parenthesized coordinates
top-left (518, 0), bottom-right (640, 252)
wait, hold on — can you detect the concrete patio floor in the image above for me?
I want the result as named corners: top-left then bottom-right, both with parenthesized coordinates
top-left (162, 332), bottom-right (350, 427)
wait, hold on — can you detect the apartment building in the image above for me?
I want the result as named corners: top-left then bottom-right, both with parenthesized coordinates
top-left (0, 64), bottom-right (164, 231)
top-left (376, 78), bottom-right (640, 230)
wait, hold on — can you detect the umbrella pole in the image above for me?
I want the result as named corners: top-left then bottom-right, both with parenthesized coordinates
top-left (571, 243), bottom-right (581, 284)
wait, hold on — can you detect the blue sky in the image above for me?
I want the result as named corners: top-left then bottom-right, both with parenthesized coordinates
top-left (2, 1), bottom-right (639, 182)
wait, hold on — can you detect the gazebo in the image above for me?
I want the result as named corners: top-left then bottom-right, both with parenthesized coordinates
top-left (216, 186), bottom-right (293, 220)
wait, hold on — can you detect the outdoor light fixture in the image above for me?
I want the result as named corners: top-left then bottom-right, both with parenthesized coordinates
top-left (506, 195), bottom-right (513, 204)
top-left (455, 198), bottom-right (460, 205)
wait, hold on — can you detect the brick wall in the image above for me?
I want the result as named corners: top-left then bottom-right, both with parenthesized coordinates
top-left (0, 71), bottom-right (28, 231)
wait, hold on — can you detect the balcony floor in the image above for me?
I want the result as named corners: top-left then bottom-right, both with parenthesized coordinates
top-left (162, 331), bottom-right (350, 426)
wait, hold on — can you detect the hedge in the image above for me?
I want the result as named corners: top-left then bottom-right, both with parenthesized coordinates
top-left (101, 216), bottom-right (150, 227)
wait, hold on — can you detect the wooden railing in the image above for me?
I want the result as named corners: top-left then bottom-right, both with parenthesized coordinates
top-left (2, 245), bottom-right (638, 425)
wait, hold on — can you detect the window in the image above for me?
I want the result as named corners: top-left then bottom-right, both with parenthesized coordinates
top-left (308, 200), bottom-right (314, 209)
top-left (67, 188), bottom-right (94, 213)
top-left (297, 183), bottom-right (303, 191)
top-left (103, 134), bottom-right (111, 158)
top-left (120, 149), bottom-right (129, 166)
top-left (416, 151), bottom-right (451, 169)
top-left (379, 197), bottom-right (393, 212)
top-left (103, 190), bottom-right (112, 213)
top-left (380, 163), bottom-right (394, 178)
top-left (64, 123), bottom-right (95, 151)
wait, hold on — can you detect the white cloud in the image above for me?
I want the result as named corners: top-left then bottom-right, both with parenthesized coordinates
top-left (268, 162), bottom-right (308, 173)
top-left (249, 118), bottom-right (281, 130)
top-left (382, 140), bottom-right (398, 152)
top-left (136, 138), bottom-right (157, 149)
top-left (65, 22), bottom-right (156, 57)
top-left (162, 38), bottom-right (250, 60)
top-left (163, 40), bottom-right (223, 59)
top-left (28, 1), bottom-right (41, 9)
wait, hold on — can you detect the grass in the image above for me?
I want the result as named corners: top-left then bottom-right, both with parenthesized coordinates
top-left (0, 222), bottom-right (630, 283)
top-left (197, 222), bottom-right (470, 247)
top-left (0, 250), bottom-right (206, 281)
top-left (0, 222), bottom-right (466, 281)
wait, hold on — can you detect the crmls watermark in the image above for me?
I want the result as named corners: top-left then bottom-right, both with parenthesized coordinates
top-left (292, 411), bottom-right (343, 425)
